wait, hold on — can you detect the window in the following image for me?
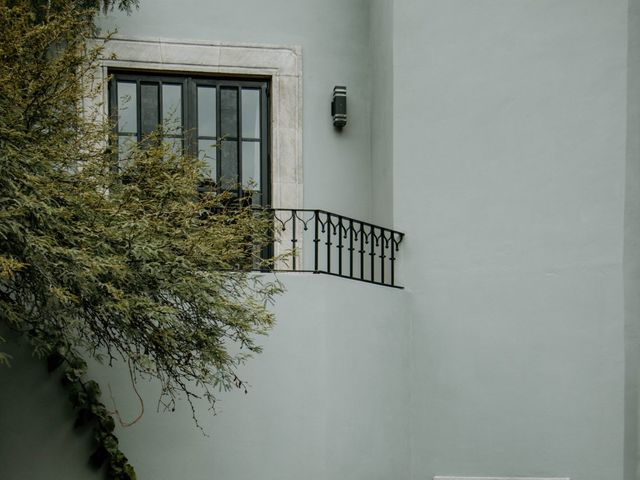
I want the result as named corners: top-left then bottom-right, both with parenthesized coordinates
top-left (93, 37), bottom-right (302, 265)
top-left (109, 72), bottom-right (270, 206)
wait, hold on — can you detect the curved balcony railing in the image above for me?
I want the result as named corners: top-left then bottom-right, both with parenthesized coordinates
top-left (270, 209), bottom-right (405, 288)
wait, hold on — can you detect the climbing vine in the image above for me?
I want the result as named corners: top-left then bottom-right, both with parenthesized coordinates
top-left (48, 346), bottom-right (137, 479)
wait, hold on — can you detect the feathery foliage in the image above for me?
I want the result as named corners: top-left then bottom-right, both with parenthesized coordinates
top-left (0, 1), bottom-right (282, 477)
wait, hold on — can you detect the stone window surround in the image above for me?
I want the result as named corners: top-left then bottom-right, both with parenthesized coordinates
top-left (88, 35), bottom-right (303, 210)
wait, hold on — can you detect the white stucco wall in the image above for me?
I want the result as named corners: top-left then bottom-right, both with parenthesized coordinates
top-left (625, 1), bottom-right (640, 479)
top-left (370, 0), bottom-right (395, 227)
top-left (1, 1), bottom-right (636, 479)
top-left (0, 274), bottom-right (410, 480)
top-left (393, 1), bottom-right (628, 479)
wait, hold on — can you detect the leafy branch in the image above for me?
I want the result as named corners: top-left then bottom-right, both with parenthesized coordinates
top-left (1, 2), bottom-right (284, 478)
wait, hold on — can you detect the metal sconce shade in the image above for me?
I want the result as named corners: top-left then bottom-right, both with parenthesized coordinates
top-left (332, 85), bottom-right (347, 128)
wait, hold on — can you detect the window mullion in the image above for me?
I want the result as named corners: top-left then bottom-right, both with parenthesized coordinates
top-left (185, 77), bottom-right (195, 157)
top-left (261, 83), bottom-right (269, 206)
top-left (237, 86), bottom-right (243, 198)
top-left (136, 79), bottom-right (141, 142)
top-left (158, 79), bottom-right (163, 140)
top-left (216, 82), bottom-right (222, 183)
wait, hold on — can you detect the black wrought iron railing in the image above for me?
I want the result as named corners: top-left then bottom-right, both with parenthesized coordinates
top-left (269, 209), bottom-right (405, 288)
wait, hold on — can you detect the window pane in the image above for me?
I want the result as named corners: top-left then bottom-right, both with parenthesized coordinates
top-left (197, 86), bottom-right (216, 137)
top-left (140, 83), bottom-right (159, 135)
top-left (220, 139), bottom-right (238, 189)
top-left (111, 75), bottom-right (269, 203)
top-left (242, 141), bottom-right (260, 190)
top-left (198, 139), bottom-right (217, 180)
top-left (162, 84), bottom-right (182, 135)
top-left (162, 137), bottom-right (182, 157)
top-left (117, 82), bottom-right (137, 134)
top-left (242, 89), bottom-right (260, 139)
top-left (118, 135), bottom-right (136, 163)
top-left (220, 87), bottom-right (238, 137)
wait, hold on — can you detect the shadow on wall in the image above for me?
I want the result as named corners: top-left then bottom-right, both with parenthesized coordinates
top-left (0, 330), bottom-right (101, 480)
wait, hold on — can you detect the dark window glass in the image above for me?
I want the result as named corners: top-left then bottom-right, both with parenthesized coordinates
top-left (221, 140), bottom-right (239, 189)
top-left (220, 87), bottom-right (238, 138)
top-left (140, 83), bottom-right (159, 135)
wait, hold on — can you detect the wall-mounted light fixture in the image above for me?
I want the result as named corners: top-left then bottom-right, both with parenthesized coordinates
top-left (331, 86), bottom-right (347, 129)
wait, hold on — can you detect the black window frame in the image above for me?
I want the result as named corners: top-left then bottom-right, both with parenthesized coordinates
top-left (108, 70), bottom-right (271, 207)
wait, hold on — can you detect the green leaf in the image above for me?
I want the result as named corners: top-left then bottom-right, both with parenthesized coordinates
top-left (1, 2), bottom-right (284, 479)
top-left (0, 352), bottom-right (12, 367)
